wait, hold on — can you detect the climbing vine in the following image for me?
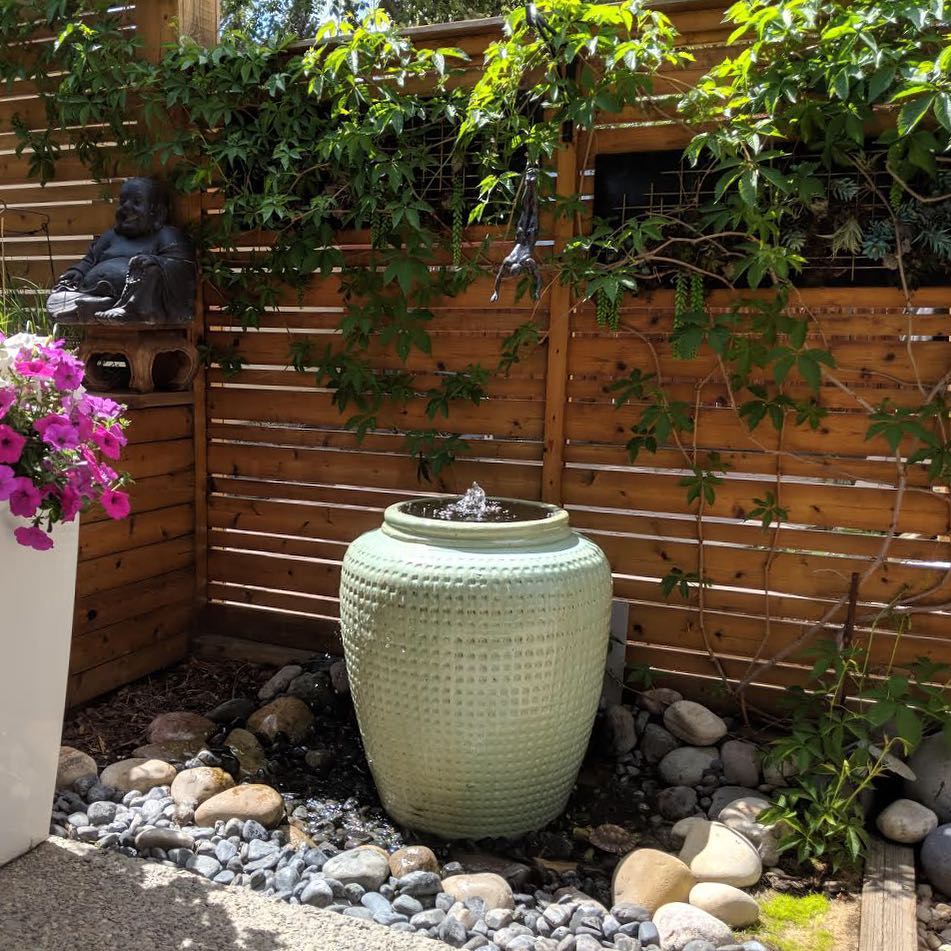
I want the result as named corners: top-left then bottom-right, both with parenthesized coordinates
top-left (3, 0), bottom-right (951, 698)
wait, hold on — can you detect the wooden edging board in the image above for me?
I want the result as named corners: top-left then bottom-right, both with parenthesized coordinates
top-left (859, 837), bottom-right (917, 951)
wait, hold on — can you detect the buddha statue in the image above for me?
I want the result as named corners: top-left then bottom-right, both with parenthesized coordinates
top-left (47, 177), bottom-right (196, 325)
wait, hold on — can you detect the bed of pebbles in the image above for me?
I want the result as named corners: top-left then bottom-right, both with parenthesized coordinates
top-left (50, 656), bottom-right (809, 950)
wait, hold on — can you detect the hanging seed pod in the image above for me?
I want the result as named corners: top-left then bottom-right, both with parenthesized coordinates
top-left (674, 270), bottom-right (689, 323)
top-left (450, 176), bottom-right (464, 268)
top-left (595, 287), bottom-right (620, 331)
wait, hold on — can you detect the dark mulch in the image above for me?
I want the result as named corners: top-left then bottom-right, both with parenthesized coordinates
top-left (62, 657), bottom-right (272, 766)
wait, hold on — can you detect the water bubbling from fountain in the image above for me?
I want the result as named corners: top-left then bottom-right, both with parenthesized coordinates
top-left (400, 483), bottom-right (556, 523)
top-left (434, 482), bottom-right (501, 521)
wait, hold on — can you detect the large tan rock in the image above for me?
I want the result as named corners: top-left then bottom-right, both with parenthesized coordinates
top-left (689, 882), bottom-right (759, 927)
top-left (146, 711), bottom-right (215, 745)
top-left (170, 767), bottom-right (235, 807)
top-left (442, 873), bottom-right (515, 911)
top-left (100, 758), bottom-right (176, 793)
top-left (612, 848), bottom-right (696, 915)
top-left (389, 845), bottom-right (439, 877)
top-left (194, 783), bottom-right (285, 828)
top-left (664, 701), bottom-right (727, 747)
top-left (680, 820), bottom-right (762, 888)
top-left (224, 728), bottom-right (267, 777)
top-left (247, 696), bottom-right (314, 743)
top-left (56, 747), bottom-right (97, 789)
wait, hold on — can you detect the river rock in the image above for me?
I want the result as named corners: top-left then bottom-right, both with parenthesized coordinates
top-left (653, 901), bottom-right (734, 950)
top-left (877, 799), bottom-right (939, 845)
top-left (664, 702), bottom-right (727, 747)
top-left (689, 883), bottom-right (759, 927)
top-left (247, 696), bottom-right (314, 743)
top-left (134, 828), bottom-right (196, 851)
top-left (57, 747), bottom-right (98, 789)
top-left (659, 747), bottom-right (720, 786)
top-left (99, 758), bottom-right (176, 793)
top-left (146, 711), bottom-right (215, 746)
top-left (641, 724), bottom-right (681, 764)
top-left (170, 767), bottom-right (235, 807)
top-left (716, 797), bottom-right (781, 867)
top-left (603, 705), bottom-right (638, 756)
top-left (193, 783), bottom-right (285, 828)
top-left (922, 825), bottom-right (951, 895)
top-left (206, 698), bottom-right (257, 724)
top-left (708, 786), bottom-right (761, 819)
top-left (258, 665), bottom-right (303, 701)
top-left (287, 670), bottom-right (334, 709)
top-left (762, 759), bottom-right (798, 787)
top-left (659, 786), bottom-right (699, 821)
top-left (906, 734), bottom-right (951, 822)
top-left (389, 845), bottom-right (439, 877)
top-left (612, 849), bottom-right (695, 914)
top-left (323, 847), bottom-right (390, 891)
top-left (442, 873), bottom-right (514, 911)
top-left (224, 728), bottom-right (267, 777)
top-left (680, 821), bottom-right (762, 887)
top-left (719, 741), bottom-right (760, 787)
top-left (639, 688), bottom-right (683, 715)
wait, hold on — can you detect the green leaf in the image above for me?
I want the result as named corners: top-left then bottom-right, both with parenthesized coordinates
top-left (898, 96), bottom-right (935, 135)
top-left (868, 65), bottom-right (896, 102)
top-left (935, 93), bottom-right (951, 132)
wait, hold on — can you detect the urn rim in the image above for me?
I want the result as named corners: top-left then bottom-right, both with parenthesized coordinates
top-left (381, 497), bottom-right (571, 546)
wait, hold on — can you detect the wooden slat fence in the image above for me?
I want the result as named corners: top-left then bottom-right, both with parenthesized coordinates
top-left (1, 1), bottom-right (948, 707)
top-left (201, 6), bottom-right (951, 709)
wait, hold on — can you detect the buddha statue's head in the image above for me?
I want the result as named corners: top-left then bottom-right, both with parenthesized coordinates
top-left (114, 177), bottom-right (169, 238)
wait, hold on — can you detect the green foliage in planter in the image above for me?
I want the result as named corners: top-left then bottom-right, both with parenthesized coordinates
top-left (759, 635), bottom-right (951, 872)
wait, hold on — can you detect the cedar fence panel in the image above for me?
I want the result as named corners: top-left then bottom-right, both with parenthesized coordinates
top-left (201, 6), bottom-right (951, 711)
top-left (1, 2), bottom-right (948, 708)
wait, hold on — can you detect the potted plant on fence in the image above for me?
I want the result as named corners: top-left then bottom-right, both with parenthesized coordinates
top-left (0, 331), bottom-right (129, 866)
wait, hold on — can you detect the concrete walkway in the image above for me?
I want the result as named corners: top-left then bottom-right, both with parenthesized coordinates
top-left (0, 838), bottom-right (438, 951)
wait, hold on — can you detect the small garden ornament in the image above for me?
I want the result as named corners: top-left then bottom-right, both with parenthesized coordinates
top-left (490, 163), bottom-right (543, 301)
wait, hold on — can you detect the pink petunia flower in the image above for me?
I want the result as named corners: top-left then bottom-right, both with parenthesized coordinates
top-left (57, 484), bottom-right (82, 522)
top-left (40, 422), bottom-right (80, 451)
top-left (15, 356), bottom-right (52, 378)
top-left (14, 525), bottom-right (54, 551)
top-left (0, 387), bottom-right (14, 419)
top-left (0, 424), bottom-right (26, 464)
top-left (92, 425), bottom-right (125, 460)
top-left (52, 358), bottom-right (84, 392)
top-left (100, 487), bottom-right (130, 520)
top-left (0, 465), bottom-right (15, 501)
top-left (9, 478), bottom-right (41, 518)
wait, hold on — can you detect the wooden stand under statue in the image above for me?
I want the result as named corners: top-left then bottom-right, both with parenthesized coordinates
top-left (46, 176), bottom-right (199, 393)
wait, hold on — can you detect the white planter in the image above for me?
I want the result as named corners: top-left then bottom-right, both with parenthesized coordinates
top-left (0, 511), bottom-right (79, 866)
top-left (340, 499), bottom-right (612, 839)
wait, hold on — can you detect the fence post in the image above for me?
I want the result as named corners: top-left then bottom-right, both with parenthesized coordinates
top-left (136, 0), bottom-right (219, 62)
top-left (541, 140), bottom-right (580, 504)
top-left (133, 1), bottom-right (218, 625)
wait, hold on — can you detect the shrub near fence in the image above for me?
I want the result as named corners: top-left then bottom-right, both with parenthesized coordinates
top-left (0, 2), bottom-right (949, 708)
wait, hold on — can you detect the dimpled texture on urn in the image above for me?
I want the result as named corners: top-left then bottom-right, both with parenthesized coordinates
top-left (339, 501), bottom-right (612, 839)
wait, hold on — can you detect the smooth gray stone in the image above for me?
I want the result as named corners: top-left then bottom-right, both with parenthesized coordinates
top-left (300, 879), bottom-right (334, 908)
top-left (186, 854), bottom-right (221, 879)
